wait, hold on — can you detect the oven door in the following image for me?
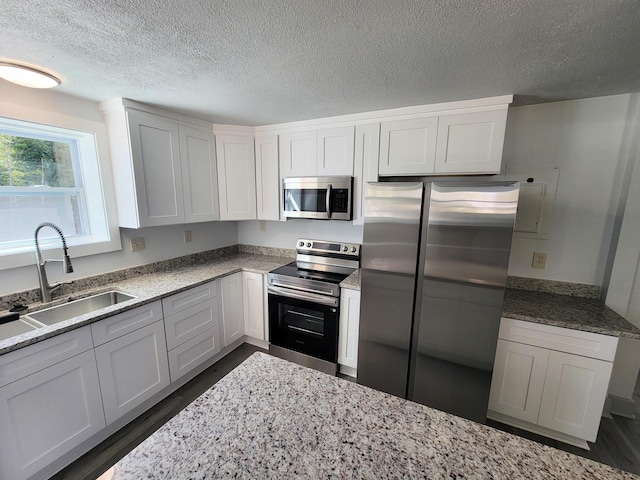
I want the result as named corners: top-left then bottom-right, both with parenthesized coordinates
top-left (268, 289), bottom-right (339, 363)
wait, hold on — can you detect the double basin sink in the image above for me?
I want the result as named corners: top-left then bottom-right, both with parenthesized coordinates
top-left (0, 290), bottom-right (136, 342)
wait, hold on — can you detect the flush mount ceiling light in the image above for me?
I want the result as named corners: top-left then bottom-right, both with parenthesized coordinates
top-left (0, 62), bottom-right (61, 88)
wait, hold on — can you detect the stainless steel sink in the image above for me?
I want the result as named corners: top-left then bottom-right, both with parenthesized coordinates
top-left (24, 290), bottom-right (137, 326)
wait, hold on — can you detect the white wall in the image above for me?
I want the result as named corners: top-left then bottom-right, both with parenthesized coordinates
top-left (0, 84), bottom-right (238, 296)
top-left (503, 94), bottom-right (636, 286)
top-left (238, 219), bottom-right (363, 248)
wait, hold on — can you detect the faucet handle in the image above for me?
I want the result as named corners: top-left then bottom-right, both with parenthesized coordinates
top-left (63, 254), bottom-right (73, 274)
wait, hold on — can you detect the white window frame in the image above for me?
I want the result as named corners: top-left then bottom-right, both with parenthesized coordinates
top-left (0, 115), bottom-right (121, 270)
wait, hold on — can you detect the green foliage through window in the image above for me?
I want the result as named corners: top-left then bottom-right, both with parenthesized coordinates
top-left (0, 134), bottom-right (75, 187)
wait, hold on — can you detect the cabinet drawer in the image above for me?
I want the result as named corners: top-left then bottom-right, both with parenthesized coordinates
top-left (91, 300), bottom-right (163, 346)
top-left (164, 297), bottom-right (220, 350)
top-left (162, 281), bottom-right (217, 317)
top-left (167, 325), bottom-right (221, 382)
top-left (498, 318), bottom-right (618, 361)
top-left (0, 326), bottom-right (93, 387)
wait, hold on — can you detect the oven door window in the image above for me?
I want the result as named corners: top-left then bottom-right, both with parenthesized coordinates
top-left (280, 303), bottom-right (325, 336)
top-left (284, 189), bottom-right (327, 213)
top-left (269, 294), bottom-right (338, 362)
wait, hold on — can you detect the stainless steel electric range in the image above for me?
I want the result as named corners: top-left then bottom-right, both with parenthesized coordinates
top-left (267, 238), bottom-right (361, 375)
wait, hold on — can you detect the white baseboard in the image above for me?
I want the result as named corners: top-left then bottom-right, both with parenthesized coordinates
top-left (487, 411), bottom-right (590, 450)
top-left (606, 394), bottom-right (637, 419)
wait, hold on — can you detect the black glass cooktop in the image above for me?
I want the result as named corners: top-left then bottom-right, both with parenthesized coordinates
top-left (270, 262), bottom-right (352, 284)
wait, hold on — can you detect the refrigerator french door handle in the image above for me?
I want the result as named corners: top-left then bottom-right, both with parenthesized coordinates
top-left (326, 184), bottom-right (332, 219)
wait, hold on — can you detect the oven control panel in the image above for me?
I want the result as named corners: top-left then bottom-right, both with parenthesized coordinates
top-left (297, 238), bottom-right (360, 258)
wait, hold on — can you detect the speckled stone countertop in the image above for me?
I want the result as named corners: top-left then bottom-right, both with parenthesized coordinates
top-left (108, 352), bottom-right (637, 480)
top-left (340, 268), bottom-right (361, 291)
top-left (0, 253), bottom-right (291, 355)
top-left (341, 270), bottom-right (640, 339)
top-left (502, 289), bottom-right (640, 339)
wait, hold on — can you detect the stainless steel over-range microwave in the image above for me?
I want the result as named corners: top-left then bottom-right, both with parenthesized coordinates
top-left (282, 176), bottom-right (353, 220)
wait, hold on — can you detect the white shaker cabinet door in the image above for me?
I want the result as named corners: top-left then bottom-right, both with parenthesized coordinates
top-left (353, 123), bottom-right (380, 225)
top-left (95, 320), bottom-right (170, 425)
top-left (126, 108), bottom-right (184, 226)
top-left (255, 135), bottom-right (281, 221)
top-left (379, 117), bottom-right (438, 176)
top-left (338, 289), bottom-right (361, 371)
top-left (488, 339), bottom-right (549, 424)
top-left (242, 271), bottom-right (265, 340)
top-left (0, 350), bottom-right (105, 480)
top-left (434, 109), bottom-right (507, 174)
top-left (316, 126), bottom-right (355, 176)
top-left (220, 272), bottom-right (245, 346)
top-left (538, 350), bottom-right (614, 442)
top-left (216, 134), bottom-right (257, 221)
top-left (179, 124), bottom-right (220, 223)
top-left (279, 131), bottom-right (317, 177)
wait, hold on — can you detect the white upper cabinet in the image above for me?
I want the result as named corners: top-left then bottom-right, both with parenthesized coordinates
top-left (279, 131), bottom-right (317, 177)
top-left (179, 125), bottom-right (220, 223)
top-left (124, 109), bottom-right (184, 226)
top-left (353, 123), bottom-right (380, 225)
top-left (280, 126), bottom-right (355, 178)
top-left (216, 134), bottom-right (257, 221)
top-left (434, 109), bottom-right (507, 174)
top-left (379, 117), bottom-right (438, 176)
top-left (316, 126), bottom-right (355, 176)
top-left (100, 98), bottom-right (219, 228)
top-left (255, 135), bottom-right (281, 221)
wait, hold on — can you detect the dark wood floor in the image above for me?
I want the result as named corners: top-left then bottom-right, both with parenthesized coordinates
top-left (54, 345), bottom-right (640, 479)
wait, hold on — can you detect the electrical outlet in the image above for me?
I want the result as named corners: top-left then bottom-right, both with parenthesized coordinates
top-left (532, 251), bottom-right (547, 269)
top-left (130, 237), bottom-right (145, 251)
top-left (184, 230), bottom-right (192, 243)
top-left (259, 220), bottom-right (267, 232)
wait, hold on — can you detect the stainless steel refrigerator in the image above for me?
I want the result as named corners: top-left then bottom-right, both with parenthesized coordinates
top-left (358, 181), bottom-right (519, 423)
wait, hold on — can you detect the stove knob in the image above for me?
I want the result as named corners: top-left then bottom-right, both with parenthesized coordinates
top-left (306, 242), bottom-right (312, 247)
top-left (298, 241), bottom-right (305, 247)
top-left (351, 247), bottom-right (357, 253)
top-left (342, 246), bottom-right (348, 252)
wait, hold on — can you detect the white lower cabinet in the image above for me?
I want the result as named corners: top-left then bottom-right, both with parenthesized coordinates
top-left (243, 271), bottom-right (265, 340)
top-left (488, 318), bottom-right (618, 447)
top-left (537, 350), bottom-right (614, 440)
top-left (0, 347), bottom-right (105, 480)
top-left (94, 320), bottom-right (170, 425)
top-left (220, 272), bottom-right (245, 346)
top-left (167, 325), bottom-right (221, 381)
top-left (163, 281), bottom-right (222, 382)
top-left (338, 289), bottom-right (361, 375)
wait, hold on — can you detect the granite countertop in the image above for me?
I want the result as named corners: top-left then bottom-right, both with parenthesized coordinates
top-left (107, 352), bottom-right (637, 480)
top-left (341, 269), bottom-right (640, 340)
top-left (0, 253), bottom-right (292, 355)
top-left (502, 288), bottom-right (640, 339)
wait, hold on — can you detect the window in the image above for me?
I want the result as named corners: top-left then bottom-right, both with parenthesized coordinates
top-left (0, 116), bottom-right (118, 265)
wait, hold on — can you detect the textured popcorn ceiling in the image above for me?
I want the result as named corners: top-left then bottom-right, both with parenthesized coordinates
top-left (1, 0), bottom-right (639, 125)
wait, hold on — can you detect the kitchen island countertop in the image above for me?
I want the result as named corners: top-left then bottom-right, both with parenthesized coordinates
top-left (108, 351), bottom-right (637, 479)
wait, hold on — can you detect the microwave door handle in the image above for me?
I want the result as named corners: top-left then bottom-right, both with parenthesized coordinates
top-left (326, 184), bottom-right (332, 219)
